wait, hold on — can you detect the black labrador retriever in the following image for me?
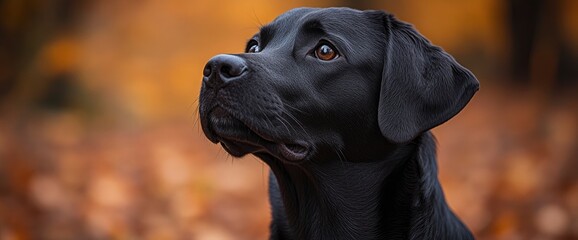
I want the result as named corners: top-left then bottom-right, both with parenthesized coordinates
top-left (199, 7), bottom-right (479, 240)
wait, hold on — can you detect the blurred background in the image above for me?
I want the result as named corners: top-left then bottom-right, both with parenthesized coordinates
top-left (0, 0), bottom-right (577, 239)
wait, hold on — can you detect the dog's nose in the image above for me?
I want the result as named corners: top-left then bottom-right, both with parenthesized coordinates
top-left (203, 54), bottom-right (248, 86)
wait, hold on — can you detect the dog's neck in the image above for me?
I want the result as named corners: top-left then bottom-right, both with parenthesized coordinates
top-left (262, 132), bottom-right (473, 240)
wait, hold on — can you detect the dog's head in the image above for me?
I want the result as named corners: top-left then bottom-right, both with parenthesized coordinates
top-left (199, 7), bottom-right (478, 164)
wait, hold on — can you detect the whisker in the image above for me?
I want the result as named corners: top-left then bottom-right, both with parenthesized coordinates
top-left (251, 7), bottom-right (263, 27)
top-left (283, 102), bottom-right (310, 115)
top-left (273, 112), bottom-right (292, 134)
top-left (332, 145), bottom-right (347, 166)
top-left (191, 99), bottom-right (201, 132)
top-left (338, 148), bottom-right (347, 166)
top-left (281, 109), bottom-right (310, 139)
top-left (215, 147), bottom-right (224, 161)
top-left (192, 111), bottom-right (201, 133)
top-left (256, 105), bottom-right (275, 130)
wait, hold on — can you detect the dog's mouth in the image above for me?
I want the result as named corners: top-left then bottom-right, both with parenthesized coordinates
top-left (204, 107), bottom-right (310, 163)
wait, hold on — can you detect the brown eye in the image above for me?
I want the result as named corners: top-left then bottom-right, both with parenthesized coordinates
top-left (315, 44), bottom-right (338, 61)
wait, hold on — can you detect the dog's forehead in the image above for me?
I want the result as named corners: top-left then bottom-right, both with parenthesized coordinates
top-left (273, 7), bottom-right (363, 23)
top-left (265, 7), bottom-right (379, 38)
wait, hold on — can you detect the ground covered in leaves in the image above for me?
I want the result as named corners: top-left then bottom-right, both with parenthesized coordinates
top-left (0, 85), bottom-right (577, 240)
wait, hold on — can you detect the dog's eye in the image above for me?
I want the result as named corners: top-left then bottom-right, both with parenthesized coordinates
top-left (246, 41), bottom-right (260, 53)
top-left (314, 44), bottom-right (338, 61)
top-left (248, 44), bottom-right (260, 53)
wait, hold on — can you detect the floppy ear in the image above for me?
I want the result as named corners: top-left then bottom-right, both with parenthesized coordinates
top-left (376, 13), bottom-right (479, 143)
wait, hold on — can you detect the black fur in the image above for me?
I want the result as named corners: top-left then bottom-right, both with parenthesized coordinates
top-left (199, 7), bottom-right (479, 240)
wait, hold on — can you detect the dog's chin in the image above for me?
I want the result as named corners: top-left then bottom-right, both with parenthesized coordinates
top-left (204, 107), bottom-right (311, 163)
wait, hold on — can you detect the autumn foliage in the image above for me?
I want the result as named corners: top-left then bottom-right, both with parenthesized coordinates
top-left (0, 0), bottom-right (577, 239)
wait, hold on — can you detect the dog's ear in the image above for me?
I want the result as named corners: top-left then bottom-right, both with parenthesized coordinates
top-left (371, 12), bottom-right (479, 143)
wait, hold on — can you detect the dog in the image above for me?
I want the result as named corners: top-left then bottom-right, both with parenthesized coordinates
top-left (199, 7), bottom-right (479, 240)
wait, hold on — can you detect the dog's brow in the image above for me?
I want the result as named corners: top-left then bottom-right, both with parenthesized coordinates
top-left (259, 25), bottom-right (275, 44)
top-left (302, 19), bottom-right (326, 34)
